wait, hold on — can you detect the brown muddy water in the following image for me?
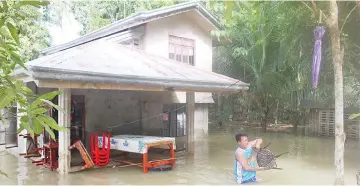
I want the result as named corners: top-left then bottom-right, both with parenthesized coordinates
top-left (0, 129), bottom-right (360, 185)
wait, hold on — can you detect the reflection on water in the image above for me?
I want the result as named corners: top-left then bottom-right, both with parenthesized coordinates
top-left (0, 129), bottom-right (359, 185)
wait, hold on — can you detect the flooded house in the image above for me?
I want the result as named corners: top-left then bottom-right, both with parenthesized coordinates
top-left (2, 2), bottom-right (249, 174)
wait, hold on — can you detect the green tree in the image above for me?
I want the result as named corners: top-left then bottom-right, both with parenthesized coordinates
top-left (69, 0), bottom-right (178, 35)
top-left (0, 0), bottom-right (66, 177)
top-left (301, 2), bottom-right (359, 184)
top-left (212, 1), bottom-right (359, 185)
top-left (211, 1), bottom-right (316, 131)
top-left (18, 3), bottom-right (51, 61)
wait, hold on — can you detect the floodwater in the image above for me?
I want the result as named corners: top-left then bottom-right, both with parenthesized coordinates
top-left (0, 129), bottom-right (360, 185)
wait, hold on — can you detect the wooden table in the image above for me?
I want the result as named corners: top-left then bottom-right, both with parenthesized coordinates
top-left (98, 135), bottom-right (176, 173)
top-left (19, 134), bottom-right (41, 158)
top-left (42, 142), bottom-right (58, 171)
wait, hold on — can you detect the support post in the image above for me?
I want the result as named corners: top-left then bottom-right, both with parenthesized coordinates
top-left (186, 92), bottom-right (195, 154)
top-left (139, 98), bottom-right (143, 135)
top-left (17, 82), bottom-right (30, 154)
top-left (17, 101), bottom-right (26, 154)
top-left (58, 88), bottom-right (71, 174)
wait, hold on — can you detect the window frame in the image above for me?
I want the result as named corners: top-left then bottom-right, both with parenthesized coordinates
top-left (168, 35), bottom-right (196, 66)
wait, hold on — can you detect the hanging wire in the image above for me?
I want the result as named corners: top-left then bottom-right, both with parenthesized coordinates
top-left (62, 79), bottom-right (244, 134)
top-left (2, 73), bottom-right (253, 137)
top-left (106, 79), bottom-right (243, 131)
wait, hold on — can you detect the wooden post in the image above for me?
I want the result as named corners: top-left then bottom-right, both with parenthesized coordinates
top-left (58, 88), bottom-right (71, 174)
top-left (186, 92), bottom-right (195, 154)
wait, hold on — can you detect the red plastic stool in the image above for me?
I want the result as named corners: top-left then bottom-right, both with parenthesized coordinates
top-left (90, 133), bottom-right (111, 166)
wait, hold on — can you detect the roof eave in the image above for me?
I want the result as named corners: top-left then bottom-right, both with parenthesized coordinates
top-left (195, 3), bottom-right (222, 30)
top-left (30, 68), bottom-right (248, 93)
top-left (9, 66), bottom-right (32, 79)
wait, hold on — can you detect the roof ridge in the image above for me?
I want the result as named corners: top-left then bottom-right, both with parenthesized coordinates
top-left (77, 2), bottom-right (198, 39)
top-left (40, 1), bottom-right (221, 55)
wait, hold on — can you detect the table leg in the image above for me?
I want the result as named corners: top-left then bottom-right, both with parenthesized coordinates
top-left (143, 152), bottom-right (148, 173)
top-left (25, 140), bottom-right (33, 156)
top-left (169, 143), bottom-right (175, 168)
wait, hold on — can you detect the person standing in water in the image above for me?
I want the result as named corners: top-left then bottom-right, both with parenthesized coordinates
top-left (234, 133), bottom-right (265, 184)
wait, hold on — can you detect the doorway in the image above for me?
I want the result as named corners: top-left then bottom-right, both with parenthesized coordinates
top-left (44, 95), bottom-right (86, 144)
top-left (71, 95), bottom-right (86, 144)
top-left (162, 103), bottom-right (187, 137)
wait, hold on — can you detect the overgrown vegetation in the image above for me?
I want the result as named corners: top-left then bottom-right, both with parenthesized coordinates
top-left (209, 1), bottom-right (359, 184)
top-left (0, 0), bottom-right (65, 177)
top-left (208, 1), bottom-right (360, 133)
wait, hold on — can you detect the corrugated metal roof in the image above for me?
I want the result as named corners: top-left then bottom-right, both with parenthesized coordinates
top-left (41, 1), bottom-right (221, 55)
top-left (12, 40), bottom-right (249, 93)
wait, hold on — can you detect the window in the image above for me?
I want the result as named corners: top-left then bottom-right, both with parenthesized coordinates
top-left (133, 39), bottom-right (140, 48)
top-left (162, 104), bottom-right (186, 137)
top-left (169, 35), bottom-right (195, 66)
top-left (120, 38), bottom-right (141, 49)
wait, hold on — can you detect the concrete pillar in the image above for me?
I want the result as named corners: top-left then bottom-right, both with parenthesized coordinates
top-left (58, 88), bottom-right (71, 174)
top-left (186, 92), bottom-right (195, 154)
top-left (17, 101), bottom-right (27, 154)
top-left (17, 82), bottom-right (28, 154)
top-left (139, 98), bottom-right (143, 135)
top-left (194, 104), bottom-right (209, 140)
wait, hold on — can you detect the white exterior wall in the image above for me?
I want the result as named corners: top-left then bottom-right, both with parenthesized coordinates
top-left (143, 12), bottom-right (213, 71)
top-left (194, 104), bottom-right (209, 139)
top-left (142, 11), bottom-right (214, 103)
top-left (142, 11), bottom-right (213, 139)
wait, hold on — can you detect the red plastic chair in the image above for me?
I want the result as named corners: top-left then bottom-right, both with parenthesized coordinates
top-left (90, 132), bottom-right (111, 166)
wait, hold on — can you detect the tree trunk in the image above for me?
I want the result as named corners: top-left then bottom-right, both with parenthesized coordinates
top-left (327, 1), bottom-right (345, 185)
top-left (217, 94), bottom-right (222, 124)
top-left (261, 109), bottom-right (268, 132)
top-left (231, 94), bottom-right (234, 121)
top-left (293, 114), bottom-right (299, 134)
top-left (261, 118), bottom-right (267, 132)
top-left (261, 106), bottom-right (270, 132)
top-left (275, 101), bottom-right (279, 126)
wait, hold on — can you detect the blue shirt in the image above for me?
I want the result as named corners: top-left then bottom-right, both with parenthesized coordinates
top-left (234, 145), bottom-right (257, 183)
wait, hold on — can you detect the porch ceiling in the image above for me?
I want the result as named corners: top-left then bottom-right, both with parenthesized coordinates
top-left (11, 40), bottom-right (249, 93)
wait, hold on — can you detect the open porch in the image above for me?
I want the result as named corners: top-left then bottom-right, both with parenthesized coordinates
top-left (11, 39), bottom-right (249, 174)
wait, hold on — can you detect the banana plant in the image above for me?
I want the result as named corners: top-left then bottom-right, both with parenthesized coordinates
top-left (0, 1), bottom-right (69, 178)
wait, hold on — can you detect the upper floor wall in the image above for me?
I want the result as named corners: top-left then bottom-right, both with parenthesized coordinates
top-left (111, 11), bottom-right (215, 103)
top-left (142, 11), bottom-right (213, 72)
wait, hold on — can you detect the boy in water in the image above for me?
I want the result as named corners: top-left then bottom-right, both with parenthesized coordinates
top-left (234, 133), bottom-right (265, 184)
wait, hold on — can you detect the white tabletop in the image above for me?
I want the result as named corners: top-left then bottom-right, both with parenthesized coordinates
top-left (98, 135), bottom-right (176, 154)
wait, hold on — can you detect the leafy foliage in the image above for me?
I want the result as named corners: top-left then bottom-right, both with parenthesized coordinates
top-left (211, 2), bottom-right (313, 129)
top-left (18, 5), bottom-right (51, 61)
top-left (209, 1), bottom-right (359, 130)
top-left (67, 0), bottom-right (178, 35)
top-left (0, 0), bottom-right (66, 141)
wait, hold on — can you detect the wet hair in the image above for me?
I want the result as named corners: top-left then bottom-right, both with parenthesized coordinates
top-left (235, 133), bottom-right (248, 142)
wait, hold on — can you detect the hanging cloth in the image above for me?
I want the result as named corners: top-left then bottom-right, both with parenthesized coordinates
top-left (312, 25), bottom-right (326, 88)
